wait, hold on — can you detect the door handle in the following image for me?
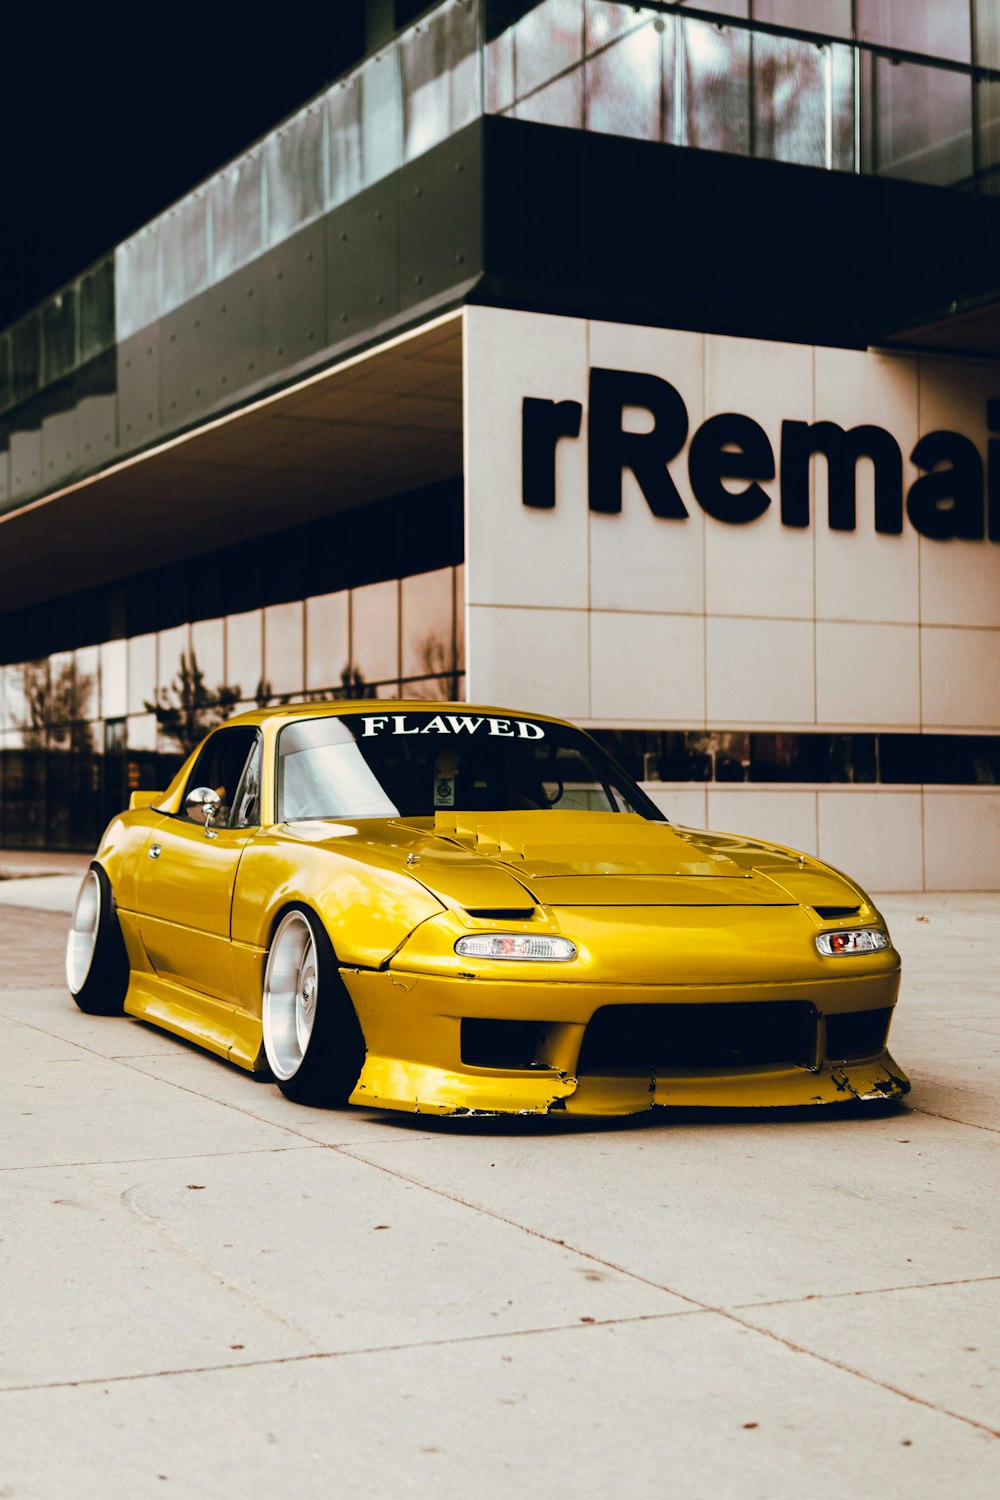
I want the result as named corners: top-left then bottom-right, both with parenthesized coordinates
top-left (148, 844), bottom-right (162, 860)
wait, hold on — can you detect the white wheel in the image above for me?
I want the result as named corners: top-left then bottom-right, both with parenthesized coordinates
top-left (263, 911), bottom-right (319, 1081)
top-left (66, 870), bottom-right (102, 995)
top-left (65, 865), bottom-right (129, 1015)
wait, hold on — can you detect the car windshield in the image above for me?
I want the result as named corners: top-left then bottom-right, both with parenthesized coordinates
top-left (276, 710), bottom-right (665, 822)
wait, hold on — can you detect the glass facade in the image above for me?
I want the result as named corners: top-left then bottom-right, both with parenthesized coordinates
top-left (2, 0), bottom-right (997, 513)
top-left (0, 562), bottom-right (464, 850)
top-left (486, 0), bottom-right (991, 184)
top-left (594, 729), bottom-right (1000, 788)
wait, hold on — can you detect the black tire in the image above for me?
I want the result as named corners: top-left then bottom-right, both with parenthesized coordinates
top-left (66, 864), bottom-right (130, 1015)
top-left (262, 906), bottom-right (366, 1106)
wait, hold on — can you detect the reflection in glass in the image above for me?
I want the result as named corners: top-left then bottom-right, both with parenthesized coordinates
top-left (79, 259), bottom-right (115, 363)
top-left (43, 290), bottom-right (77, 384)
top-left (266, 104), bottom-right (326, 243)
top-left (115, 229), bottom-right (160, 343)
top-left (226, 609), bottom-right (263, 701)
top-left (515, 71), bottom-right (582, 127)
top-left (10, 314), bottom-right (41, 405)
top-left (127, 633), bottom-right (157, 716)
top-left (75, 646), bottom-right (100, 722)
top-left (454, 564), bottom-right (465, 675)
top-left (513, 0), bottom-right (584, 101)
top-left (753, 0), bottom-right (851, 39)
top-left (305, 591), bottom-right (350, 692)
top-left (863, 56), bottom-right (973, 185)
top-left (361, 51), bottom-right (402, 188)
top-left (754, 35), bottom-right (854, 170)
top-left (101, 639), bottom-right (127, 720)
top-left (351, 580), bottom-right (399, 686)
top-left (856, 0), bottom-right (971, 65)
top-left (485, 26), bottom-right (515, 114)
top-left (400, 0), bottom-right (480, 162)
top-left (328, 77), bottom-right (364, 207)
top-left (586, 9), bottom-right (667, 143)
top-left (128, 713), bottom-right (158, 752)
top-left (681, 19), bottom-right (751, 154)
top-left (211, 151), bottom-right (264, 281)
top-left (191, 617), bottom-right (225, 691)
top-left (160, 191), bottom-right (210, 313)
top-left (264, 601), bottom-right (305, 697)
top-left (401, 566), bottom-right (454, 681)
top-left (157, 624), bottom-right (190, 706)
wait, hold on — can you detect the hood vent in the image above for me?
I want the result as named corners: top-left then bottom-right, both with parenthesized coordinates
top-left (813, 905), bottom-right (861, 919)
top-left (464, 907), bottom-right (537, 920)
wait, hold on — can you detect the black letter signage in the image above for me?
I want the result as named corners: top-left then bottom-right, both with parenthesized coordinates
top-left (780, 421), bottom-right (903, 533)
top-left (907, 431), bottom-right (984, 540)
top-left (587, 368), bottom-right (689, 518)
top-left (688, 413), bottom-right (774, 524)
top-left (521, 397), bottom-right (583, 509)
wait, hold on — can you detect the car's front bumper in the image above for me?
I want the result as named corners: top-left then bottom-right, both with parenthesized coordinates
top-left (341, 967), bottom-right (909, 1117)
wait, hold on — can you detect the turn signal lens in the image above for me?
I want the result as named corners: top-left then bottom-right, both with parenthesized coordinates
top-left (455, 934), bottom-right (578, 962)
top-left (815, 928), bottom-right (890, 957)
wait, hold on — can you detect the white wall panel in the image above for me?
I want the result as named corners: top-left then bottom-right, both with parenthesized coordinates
top-left (707, 788), bottom-right (818, 856)
top-left (590, 611), bottom-right (704, 723)
top-left (642, 784), bottom-right (708, 829)
top-left (464, 307), bottom-right (590, 610)
top-left (706, 617), bottom-right (815, 725)
top-left (917, 356), bottom-right (1000, 629)
top-left (467, 604), bottom-right (589, 720)
top-left (923, 793), bottom-right (1000, 889)
top-left (921, 627), bottom-right (1000, 730)
top-left (816, 622), bottom-right (921, 727)
top-left (817, 791), bottom-right (924, 892)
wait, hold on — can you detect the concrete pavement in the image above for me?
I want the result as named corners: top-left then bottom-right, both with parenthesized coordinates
top-left (1, 890), bottom-right (997, 1498)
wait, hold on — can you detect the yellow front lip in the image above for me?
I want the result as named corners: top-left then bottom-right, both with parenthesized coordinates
top-left (342, 967), bottom-right (908, 1117)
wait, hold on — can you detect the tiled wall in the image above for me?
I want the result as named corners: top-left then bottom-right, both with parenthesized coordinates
top-left (463, 307), bottom-right (1000, 888)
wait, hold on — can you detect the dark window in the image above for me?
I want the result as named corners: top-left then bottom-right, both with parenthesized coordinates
top-left (183, 726), bottom-right (261, 827)
top-left (276, 711), bottom-right (666, 823)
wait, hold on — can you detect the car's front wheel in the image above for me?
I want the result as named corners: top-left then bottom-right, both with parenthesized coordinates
top-left (66, 864), bottom-right (130, 1015)
top-left (262, 907), bottom-right (365, 1105)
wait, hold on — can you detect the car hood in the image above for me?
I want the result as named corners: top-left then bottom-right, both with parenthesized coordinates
top-left (393, 810), bottom-right (837, 910)
top-left (283, 809), bottom-right (869, 913)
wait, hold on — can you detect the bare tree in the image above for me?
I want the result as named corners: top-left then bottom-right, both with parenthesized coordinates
top-left (21, 660), bottom-right (95, 753)
top-left (145, 651), bottom-right (241, 755)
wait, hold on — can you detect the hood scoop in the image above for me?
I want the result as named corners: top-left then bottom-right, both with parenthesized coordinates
top-left (432, 810), bottom-right (745, 878)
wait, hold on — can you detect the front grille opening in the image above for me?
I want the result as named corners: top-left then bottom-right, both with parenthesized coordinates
top-left (464, 908), bottom-right (537, 920)
top-left (461, 1019), bottom-right (548, 1068)
top-left (825, 1008), bottom-right (892, 1061)
top-left (578, 1002), bottom-right (817, 1074)
top-left (814, 905), bottom-right (861, 919)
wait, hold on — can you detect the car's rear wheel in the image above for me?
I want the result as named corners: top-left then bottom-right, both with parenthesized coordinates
top-left (262, 907), bottom-right (365, 1105)
top-left (66, 864), bottom-right (130, 1015)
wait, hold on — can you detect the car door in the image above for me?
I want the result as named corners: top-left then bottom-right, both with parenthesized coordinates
top-left (135, 726), bottom-right (262, 1005)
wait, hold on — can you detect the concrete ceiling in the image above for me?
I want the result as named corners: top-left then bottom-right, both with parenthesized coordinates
top-left (881, 299), bottom-right (1000, 359)
top-left (0, 313), bottom-right (463, 615)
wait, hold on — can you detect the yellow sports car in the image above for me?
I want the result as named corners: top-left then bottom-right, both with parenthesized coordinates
top-left (66, 702), bottom-right (909, 1117)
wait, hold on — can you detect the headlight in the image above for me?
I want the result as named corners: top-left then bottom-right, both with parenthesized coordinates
top-left (815, 928), bottom-right (890, 957)
top-left (455, 934), bottom-right (578, 962)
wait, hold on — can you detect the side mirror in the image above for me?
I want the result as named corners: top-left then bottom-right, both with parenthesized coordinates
top-left (185, 787), bottom-right (222, 837)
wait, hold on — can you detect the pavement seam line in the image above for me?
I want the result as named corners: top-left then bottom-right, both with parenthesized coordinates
top-left (0, 1308), bottom-right (707, 1396)
top-left (332, 1145), bottom-right (1000, 1443)
top-left (908, 1104), bottom-right (1000, 1136)
top-left (729, 1272), bottom-right (1000, 1311)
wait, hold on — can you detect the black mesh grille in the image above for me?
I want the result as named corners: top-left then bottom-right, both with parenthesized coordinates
top-left (825, 1008), bottom-right (892, 1061)
top-left (577, 1002), bottom-right (818, 1074)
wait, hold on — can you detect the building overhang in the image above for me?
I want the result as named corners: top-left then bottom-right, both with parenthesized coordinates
top-left (0, 313), bottom-right (462, 616)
